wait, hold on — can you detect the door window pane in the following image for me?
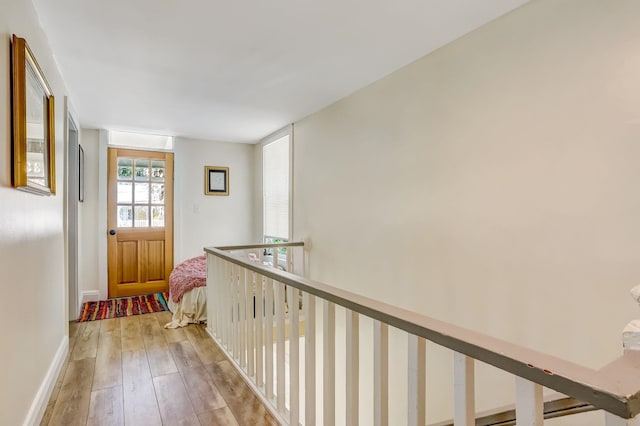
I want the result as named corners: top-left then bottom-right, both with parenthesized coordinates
top-left (117, 206), bottom-right (133, 227)
top-left (117, 182), bottom-right (132, 204)
top-left (134, 183), bottom-right (149, 204)
top-left (134, 206), bottom-right (149, 227)
top-left (151, 183), bottom-right (165, 204)
top-left (135, 159), bottom-right (150, 181)
top-left (114, 154), bottom-right (168, 229)
top-left (151, 206), bottom-right (165, 227)
top-left (117, 158), bottom-right (133, 180)
top-left (151, 160), bottom-right (165, 181)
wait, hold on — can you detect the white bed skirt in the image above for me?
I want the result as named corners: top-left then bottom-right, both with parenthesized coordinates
top-left (164, 286), bottom-right (207, 328)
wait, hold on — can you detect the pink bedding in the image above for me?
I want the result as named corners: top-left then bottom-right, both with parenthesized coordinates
top-left (169, 255), bottom-right (207, 303)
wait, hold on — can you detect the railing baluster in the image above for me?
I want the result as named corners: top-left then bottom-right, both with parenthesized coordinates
top-left (228, 263), bottom-right (233, 354)
top-left (228, 261), bottom-right (233, 351)
top-left (265, 277), bottom-right (275, 401)
top-left (374, 320), bottom-right (388, 426)
top-left (247, 269), bottom-right (255, 377)
top-left (288, 285), bottom-right (300, 425)
top-left (229, 264), bottom-right (235, 356)
top-left (233, 265), bottom-right (237, 358)
top-left (238, 266), bottom-right (244, 362)
top-left (211, 257), bottom-right (216, 334)
top-left (408, 334), bottom-right (426, 426)
top-left (276, 281), bottom-right (286, 414)
top-left (346, 310), bottom-right (359, 426)
top-left (256, 274), bottom-right (264, 387)
top-left (224, 260), bottom-right (231, 350)
top-left (273, 246), bottom-right (279, 269)
top-left (285, 245), bottom-right (298, 274)
top-left (233, 269), bottom-right (247, 362)
top-left (324, 301), bottom-right (336, 425)
top-left (209, 256), bottom-right (215, 334)
top-left (236, 265), bottom-right (242, 360)
top-left (453, 352), bottom-right (475, 426)
top-left (304, 293), bottom-right (316, 426)
top-left (219, 260), bottom-right (225, 344)
top-left (217, 257), bottom-right (224, 340)
top-left (228, 263), bottom-right (234, 355)
top-left (228, 264), bottom-right (238, 357)
top-left (515, 377), bottom-right (543, 426)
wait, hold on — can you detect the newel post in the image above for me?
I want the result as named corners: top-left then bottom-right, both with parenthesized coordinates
top-left (604, 286), bottom-right (640, 426)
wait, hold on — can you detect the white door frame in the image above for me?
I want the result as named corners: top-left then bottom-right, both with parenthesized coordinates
top-left (64, 99), bottom-right (80, 319)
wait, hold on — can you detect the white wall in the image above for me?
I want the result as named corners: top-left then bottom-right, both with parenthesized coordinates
top-left (0, 2), bottom-right (70, 424)
top-left (174, 137), bottom-right (255, 262)
top-left (293, 0), bottom-right (640, 422)
top-left (78, 129), bottom-right (100, 301)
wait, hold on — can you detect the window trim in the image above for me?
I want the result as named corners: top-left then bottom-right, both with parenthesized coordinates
top-left (259, 124), bottom-right (293, 243)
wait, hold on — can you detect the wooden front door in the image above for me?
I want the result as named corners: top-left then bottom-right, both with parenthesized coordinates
top-left (107, 148), bottom-right (174, 298)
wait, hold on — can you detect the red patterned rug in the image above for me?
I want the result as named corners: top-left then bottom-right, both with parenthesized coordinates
top-left (77, 292), bottom-right (169, 322)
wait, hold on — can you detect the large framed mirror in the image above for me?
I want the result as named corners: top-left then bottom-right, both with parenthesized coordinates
top-left (11, 34), bottom-right (55, 195)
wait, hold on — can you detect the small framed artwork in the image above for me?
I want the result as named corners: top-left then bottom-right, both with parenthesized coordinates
top-left (11, 34), bottom-right (56, 195)
top-left (205, 166), bottom-right (229, 196)
top-left (78, 144), bottom-right (84, 202)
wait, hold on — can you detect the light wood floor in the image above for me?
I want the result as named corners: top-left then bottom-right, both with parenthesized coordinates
top-left (41, 312), bottom-right (277, 426)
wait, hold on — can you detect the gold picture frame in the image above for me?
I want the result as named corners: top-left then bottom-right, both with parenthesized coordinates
top-left (205, 166), bottom-right (229, 196)
top-left (11, 34), bottom-right (55, 195)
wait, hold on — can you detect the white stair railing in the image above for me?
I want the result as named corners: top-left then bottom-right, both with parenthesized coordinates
top-left (205, 243), bottom-right (640, 425)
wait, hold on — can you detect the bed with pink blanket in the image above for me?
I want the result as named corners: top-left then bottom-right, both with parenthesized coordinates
top-left (164, 255), bottom-right (208, 328)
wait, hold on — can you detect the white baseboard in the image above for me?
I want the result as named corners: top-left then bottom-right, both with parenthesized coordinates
top-left (23, 336), bottom-right (69, 426)
top-left (81, 290), bottom-right (101, 305)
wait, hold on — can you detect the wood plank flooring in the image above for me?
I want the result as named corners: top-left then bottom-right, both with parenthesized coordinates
top-left (41, 313), bottom-right (277, 426)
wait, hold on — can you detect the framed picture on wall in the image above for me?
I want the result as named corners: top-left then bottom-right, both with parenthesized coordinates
top-left (205, 166), bottom-right (229, 196)
top-left (11, 34), bottom-right (56, 195)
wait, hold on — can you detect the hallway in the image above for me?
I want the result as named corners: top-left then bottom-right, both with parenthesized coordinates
top-left (41, 312), bottom-right (276, 425)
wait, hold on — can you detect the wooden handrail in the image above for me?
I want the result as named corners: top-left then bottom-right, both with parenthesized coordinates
top-left (205, 244), bottom-right (640, 418)
top-left (215, 241), bottom-right (304, 251)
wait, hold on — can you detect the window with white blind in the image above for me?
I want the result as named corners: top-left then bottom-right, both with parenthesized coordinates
top-left (263, 134), bottom-right (290, 241)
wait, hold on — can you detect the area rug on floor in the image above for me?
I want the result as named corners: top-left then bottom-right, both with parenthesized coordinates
top-left (77, 292), bottom-right (169, 322)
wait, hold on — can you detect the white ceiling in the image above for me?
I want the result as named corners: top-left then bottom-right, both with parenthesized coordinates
top-left (32, 0), bottom-right (527, 143)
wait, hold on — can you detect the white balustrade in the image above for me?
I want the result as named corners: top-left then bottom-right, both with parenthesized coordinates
top-left (408, 335), bottom-right (425, 426)
top-left (276, 281), bottom-right (286, 414)
top-left (346, 310), bottom-right (359, 426)
top-left (204, 243), bottom-right (640, 426)
top-left (304, 292), bottom-right (316, 426)
top-left (288, 285), bottom-right (300, 425)
top-left (515, 377), bottom-right (543, 426)
top-left (246, 269), bottom-right (255, 377)
top-left (265, 277), bottom-right (275, 401)
top-left (238, 265), bottom-right (246, 367)
top-left (255, 274), bottom-right (264, 387)
top-left (453, 352), bottom-right (475, 426)
top-left (374, 320), bottom-right (389, 426)
top-left (323, 300), bottom-right (336, 425)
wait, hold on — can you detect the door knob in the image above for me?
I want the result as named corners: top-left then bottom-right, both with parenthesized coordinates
top-left (109, 229), bottom-right (116, 236)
